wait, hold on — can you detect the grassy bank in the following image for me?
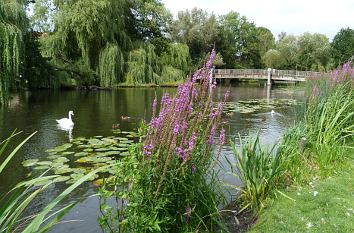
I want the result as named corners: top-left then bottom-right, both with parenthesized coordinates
top-left (226, 62), bottom-right (353, 232)
top-left (250, 152), bottom-right (354, 233)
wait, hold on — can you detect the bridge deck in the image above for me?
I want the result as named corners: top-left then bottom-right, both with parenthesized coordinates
top-left (214, 69), bottom-right (323, 82)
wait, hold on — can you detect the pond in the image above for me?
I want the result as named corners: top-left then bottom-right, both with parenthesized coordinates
top-left (0, 84), bottom-right (305, 233)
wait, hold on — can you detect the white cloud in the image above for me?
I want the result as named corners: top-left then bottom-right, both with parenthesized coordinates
top-left (161, 0), bottom-right (354, 40)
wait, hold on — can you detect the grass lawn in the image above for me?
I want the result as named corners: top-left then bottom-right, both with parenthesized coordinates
top-left (249, 155), bottom-right (354, 233)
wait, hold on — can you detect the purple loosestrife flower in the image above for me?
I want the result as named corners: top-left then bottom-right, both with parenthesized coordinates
top-left (208, 124), bottom-right (217, 145)
top-left (188, 132), bottom-right (197, 150)
top-left (219, 128), bottom-right (225, 145)
top-left (185, 206), bottom-right (191, 223)
top-left (192, 164), bottom-right (197, 174)
top-left (152, 98), bottom-right (157, 117)
top-left (173, 123), bottom-right (180, 134)
top-left (224, 90), bottom-right (230, 102)
top-left (176, 147), bottom-right (187, 161)
top-left (206, 49), bottom-right (216, 69)
top-left (143, 143), bottom-right (154, 158)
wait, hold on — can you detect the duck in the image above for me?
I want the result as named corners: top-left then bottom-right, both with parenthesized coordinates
top-left (121, 116), bottom-right (131, 120)
top-left (56, 111), bottom-right (74, 128)
top-left (112, 123), bottom-right (120, 129)
top-left (226, 112), bottom-right (235, 117)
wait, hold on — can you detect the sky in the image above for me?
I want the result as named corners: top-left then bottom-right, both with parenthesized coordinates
top-left (161, 0), bottom-right (354, 41)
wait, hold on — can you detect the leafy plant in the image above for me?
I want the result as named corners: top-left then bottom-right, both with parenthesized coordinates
top-left (0, 131), bottom-right (109, 233)
top-left (228, 133), bottom-right (285, 213)
top-left (98, 49), bottom-right (229, 232)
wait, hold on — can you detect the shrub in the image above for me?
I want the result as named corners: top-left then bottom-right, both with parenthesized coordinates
top-left (98, 49), bottom-right (230, 232)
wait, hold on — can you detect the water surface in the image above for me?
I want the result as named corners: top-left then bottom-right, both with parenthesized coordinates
top-left (0, 84), bottom-right (305, 232)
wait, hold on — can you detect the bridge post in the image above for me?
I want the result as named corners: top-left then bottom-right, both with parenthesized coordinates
top-left (267, 68), bottom-right (272, 86)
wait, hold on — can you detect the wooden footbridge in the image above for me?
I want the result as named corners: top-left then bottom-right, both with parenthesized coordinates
top-left (214, 69), bottom-right (323, 84)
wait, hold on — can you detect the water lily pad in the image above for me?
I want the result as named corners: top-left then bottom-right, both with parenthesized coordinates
top-left (95, 147), bottom-right (112, 152)
top-left (37, 161), bottom-right (53, 166)
top-left (61, 151), bottom-right (75, 155)
top-left (33, 165), bottom-right (51, 170)
top-left (54, 157), bottom-right (70, 163)
top-left (116, 147), bottom-right (128, 151)
top-left (22, 159), bottom-right (39, 167)
top-left (54, 166), bottom-right (73, 175)
top-left (74, 152), bottom-right (89, 157)
top-left (71, 168), bottom-right (86, 174)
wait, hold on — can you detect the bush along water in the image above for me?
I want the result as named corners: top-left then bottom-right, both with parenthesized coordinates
top-left (227, 61), bottom-right (354, 216)
top-left (98, 49), bottom-right (230, 232)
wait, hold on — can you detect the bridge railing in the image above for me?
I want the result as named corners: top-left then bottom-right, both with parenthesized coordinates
top-left (214, 69), bottom-right (325, 78)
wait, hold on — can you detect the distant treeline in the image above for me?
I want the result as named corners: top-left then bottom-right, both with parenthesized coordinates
top-left (1, 0), bottom-right (354, 104)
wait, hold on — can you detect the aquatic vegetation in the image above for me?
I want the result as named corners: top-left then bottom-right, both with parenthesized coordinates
top-left (22, 131), bottom-right (138, 185)
top-left (223, 99), bottom-right (299, 114)
top-left (0, 131), bottom-right (107, 232)
top-left (98, 49), bottom-right (229, 232)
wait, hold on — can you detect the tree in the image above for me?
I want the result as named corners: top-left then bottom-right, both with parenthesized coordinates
top-left (276, 34), bottom-right (299, 69)
top-left (217, 11), bottom-right (262, 68)
top-left (170, 8), bottom-right (218, 65)
top-left (256, 27), bottom-right (275, 58)
top-left (297, 33), bottom-right (331, 71)
top-left (0, 0), bottom-right (28, 104)
top-left (262, 49), bottom-right (283, 69)
top-left (331, 28), bottom-right (354, 66)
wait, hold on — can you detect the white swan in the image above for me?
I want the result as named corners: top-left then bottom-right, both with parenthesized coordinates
top-left (271, 110), bottom-right (284, 117)
top-left (56, 111), bottom-right (74, 128)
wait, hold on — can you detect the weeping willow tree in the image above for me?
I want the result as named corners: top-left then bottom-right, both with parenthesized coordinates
top-left (125, 43), bottom-right (160, 84)
top-left (160, 43), bottom-right (191, 73)
top-left (35, 0), bottom-right (131, 86)
top-left (0, 0), bottom-right (27, 104)
top-left (99, 43), bottom-right (124, 87)
top-left (158, 43), bottom-right (191, 83)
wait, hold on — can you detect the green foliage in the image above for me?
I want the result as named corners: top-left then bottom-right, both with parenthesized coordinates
top-left (279, 67), bottom-right (354, 182)
top-left (217, 11), bottom-right (262, 68)
top-left (256, 27), bottom-right (276, 58)
top-left (160, 66), bottom-right (184, 84)
top-left (262, 49), bottom-right (284, 69)
top-left (0, 133), bottom-right (108, 233)
top-left (228, 133), bottom-right (285, 213)
top-left (99, 43), bottom-right (124, 87)
top-left (98, 53), bottom-right (228, 232)
top-left (24, 32), bottom-right (60, 89)
top-left (0, 130), bottom-right (112, 232)
top-left (171, 8), bottom-right (218, 65)
top-left (0, 0), bottom-right (27, 104)
top-left (160, 43), bottom-right (190, 73)
top-left (331, 27), bottom-right (354, 66)
top-left (275, 33), bottom-right (332, 71)
top-left (125, 43), bottom-right (160, 84)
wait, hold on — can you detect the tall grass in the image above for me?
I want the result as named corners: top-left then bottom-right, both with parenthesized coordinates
top-left (228, 133), bottom-right (285, 213)
top-left (228, 62), bottom-right (354, 214)
top-left (0, 131), bottom-right (108, 233)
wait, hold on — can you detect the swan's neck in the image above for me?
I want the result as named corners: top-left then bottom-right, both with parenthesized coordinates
top-left (68, 113), bottom-right (72, 121)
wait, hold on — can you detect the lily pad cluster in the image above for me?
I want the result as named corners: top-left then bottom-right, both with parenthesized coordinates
top-left (22, 130), bottom-right (138, 185)
top-left (223, 99), bottom-right (298, 114)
